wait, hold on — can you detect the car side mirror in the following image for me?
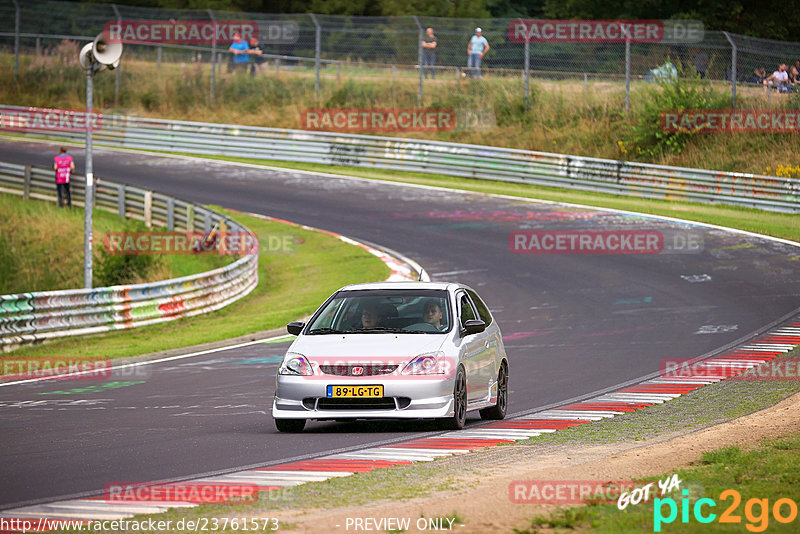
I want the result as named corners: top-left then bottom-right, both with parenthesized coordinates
top-left (462, 319), bottom-right (486, 336)
top-left (287, 321), bottom-right (305, 335)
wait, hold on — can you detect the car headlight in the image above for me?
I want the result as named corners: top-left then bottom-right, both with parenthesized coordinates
top-left (401, 351), bottom-right (447, 375)
top-left (278, 353), bottom-right (313, 376)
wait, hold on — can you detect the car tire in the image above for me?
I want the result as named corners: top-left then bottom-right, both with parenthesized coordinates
top-left (438, 367), bottom-right (467, 430)
top-left (480, 362), bottom-right (508, 420)
top-left (275, 418), bottom-right (305, 433)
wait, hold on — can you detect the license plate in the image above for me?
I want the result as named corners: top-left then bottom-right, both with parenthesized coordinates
top-left (326, 385), bottom-right (384, 398)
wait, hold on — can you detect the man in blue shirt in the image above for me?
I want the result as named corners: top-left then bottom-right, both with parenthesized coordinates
top-left (467, 28), bottom-right (490, 79)
top-left (228, 33), bottom-right (250, 72)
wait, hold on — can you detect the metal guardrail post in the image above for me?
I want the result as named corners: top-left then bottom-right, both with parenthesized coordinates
top-left (12, 0), bottom-right (19, 81)
top-left (310, 14), bottom-right (321, 99)
top-left (144, 190), bottom-right (153, 228)
top-left (203, 211), bottom-right (212, 233)
top-left (117, 184), bottom-right (125, 217)
top-left (208, 9), bottom-right (216, 104)
top-left (413, 16), bottom-right (423, 102)
top-left (23, 165), bottom-right (30, 200)
top-left (624, 36), bottom-right (631, 112)
top-left (722, 32), bottom-right (737, 109)
top-left (112, 4), bottom-right (121, 105)
top-left (187, 204), bottom-right (195, 231)
top-left (166, 197), bottom-right (174, 230)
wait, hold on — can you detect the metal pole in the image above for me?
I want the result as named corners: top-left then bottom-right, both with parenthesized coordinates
top-left (84, 66), bottom-right (95, 289)
top-left (112, 4), bottom-right (121, 104)
top-left (310, 14), bottom-right (321, 98)
top-left (413, 16), bottom-right (423, 102)
top-left (524, 39), bottom-right (530, 109)
top-left (208, 9), bottom-right (216, 104)
top-left (722, 32), bottom-right (737, 108)
top-left (157, 46), bottom-right (162, 69)
top-left (13, 0), bottom-right (19, 80)
top-left (624, 37), bottom-right (631, 112)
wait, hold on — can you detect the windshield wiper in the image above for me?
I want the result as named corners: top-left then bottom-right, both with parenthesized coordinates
top-left (308, 327), bottom-right (348, 334)
top-left (357, 327), bottom-right (408, 333)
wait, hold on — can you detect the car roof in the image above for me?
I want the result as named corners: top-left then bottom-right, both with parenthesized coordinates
top-left (338, 281), bottom-right (465, 292)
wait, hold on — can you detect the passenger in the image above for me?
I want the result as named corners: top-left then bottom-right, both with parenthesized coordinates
top-left (422, 300), bottom-right (445, 330)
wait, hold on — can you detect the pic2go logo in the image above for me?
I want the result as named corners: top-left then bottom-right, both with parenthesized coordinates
top-left (653, 489), bottom-right (798, 532)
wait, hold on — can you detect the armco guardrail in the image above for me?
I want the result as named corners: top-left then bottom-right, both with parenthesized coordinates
top-left (3, 109), bottom-right (798, 213)
top-left (0, 161), bottom-right (258, 349)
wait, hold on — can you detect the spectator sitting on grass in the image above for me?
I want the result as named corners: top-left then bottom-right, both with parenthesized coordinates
top-left (228, 33), bottom-right (250, 72)
top-left (764, 63), bottom-right (789, 91)
top-left (789, 64), bottom-right (800, 85)
top-left (749, 66), bottom-right (766, 84)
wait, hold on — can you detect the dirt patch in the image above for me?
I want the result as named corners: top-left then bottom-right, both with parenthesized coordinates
top-left (270, 389), bottom-right (800, 533)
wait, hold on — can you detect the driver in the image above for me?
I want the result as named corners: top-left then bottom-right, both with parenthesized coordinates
top-left (360, 304), bottom-right (384, 329)
top-left (422, 300), bottom-right (445, 330)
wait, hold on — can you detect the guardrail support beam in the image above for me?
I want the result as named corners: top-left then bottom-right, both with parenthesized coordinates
top-left (144, 190), bottom-right (153, 228)
top-left (23, 165), bottom-right (30, 200)
top-left (166, 197), bottom-right (174, 230)
top-left (117, 184), bottom-right (125, 218)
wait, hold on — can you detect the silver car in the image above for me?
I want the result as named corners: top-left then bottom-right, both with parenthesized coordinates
top-left (272, 282), bottom-right (509, 432)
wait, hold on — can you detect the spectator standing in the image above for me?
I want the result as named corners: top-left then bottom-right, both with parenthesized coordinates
top-left (421, 27), bottom-right (437, 79)
top-left (53, 146), bottom-right (74, 208)
top-left (467, 27), bottom-right (489, 78)
top-left (693, 49), bottom-right (709, 78)
top-left (248, 36), bottom-right (264, 77)
top-left (228, 33), bottom-right (250, 72)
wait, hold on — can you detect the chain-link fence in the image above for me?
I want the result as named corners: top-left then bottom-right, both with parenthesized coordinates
top-left (2, 0), bottom-right (800, 110)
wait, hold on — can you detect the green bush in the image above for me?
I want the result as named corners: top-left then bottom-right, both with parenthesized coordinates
top-left (94, 220), bottom-right (164, 287)
top-left (627, 76), bottom-right (730, 158)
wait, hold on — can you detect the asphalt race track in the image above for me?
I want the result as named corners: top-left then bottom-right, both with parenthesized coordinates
top-left (0, 140), bottom-right (798, 509)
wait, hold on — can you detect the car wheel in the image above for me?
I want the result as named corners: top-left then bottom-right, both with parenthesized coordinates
top-left (438, 367), bottom-right (467, 430)
top-left (480, 362), bottom-right (508, 420)
top-left (275, 418), bottom-right (305, 433)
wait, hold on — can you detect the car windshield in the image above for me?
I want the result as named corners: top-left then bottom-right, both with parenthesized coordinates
top-left (307, 289), bottom-right (452, 334)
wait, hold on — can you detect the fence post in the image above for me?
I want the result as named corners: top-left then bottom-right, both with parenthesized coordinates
top-left (413, 15), bottom-right (423, 102)
top-left (36, 37), bottom-right (40, 57)
top-left (157, 46), bottom-right (162, 69)
top-left (524, 38), bottom-right (530, 109)
top-left (111, 4), bottom-right (121, 105)
top-left (310, 14), bottom-right (321, 99)
top-left (624, 36), bottom-right (631, 112)
top-left (208, 9), bottom-right (216, 104)
top-left (12, 0), bottom-right (19, 81)
top-left (117, 184), bottom-right (125, 217)
top-left (187, 204), bottom-right (195, 231)
top-left (722, 32), bottom-right (737, 109)
top-left (275, 58), bottom-right (280, 75)
top-left (23, 165), bottom-right (30, 200)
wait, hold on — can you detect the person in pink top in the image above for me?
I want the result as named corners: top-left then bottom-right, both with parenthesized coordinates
top-left (53, 146), bottom-right (75, 207)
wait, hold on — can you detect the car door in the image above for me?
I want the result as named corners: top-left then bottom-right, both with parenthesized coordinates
top-left (466, 289), bottom-right (501, 401)
top-left (457, 291), bottom-right (490, 404)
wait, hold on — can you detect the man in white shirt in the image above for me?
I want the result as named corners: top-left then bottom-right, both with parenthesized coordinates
top-left (467, 27), bottom-right (490, 79)
top-left (764, 63), bottom-right (789, 90)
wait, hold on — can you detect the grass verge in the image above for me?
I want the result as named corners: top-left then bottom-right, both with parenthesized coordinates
top-left (0, 192), bottom-right (228, 294)
top-left (1, 207), bottom-right (389, 361)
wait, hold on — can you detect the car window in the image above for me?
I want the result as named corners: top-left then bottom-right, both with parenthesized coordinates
top-left (466, 289), bottom-right (493, 326)
top-left (459, 294), bottom-right (477, 326)
top-left (306, 289), bottom-right (452, 334)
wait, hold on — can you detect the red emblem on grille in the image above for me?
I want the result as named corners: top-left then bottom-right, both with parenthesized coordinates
top-left (351, 366), bottom-right (364, 376)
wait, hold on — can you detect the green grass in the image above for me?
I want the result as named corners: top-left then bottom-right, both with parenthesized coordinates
top-left (1, 207), bottom-right (389, 361)
top-left (515, 431), bottom-right (800, 533)
top-left (0, 193), bottom-right (228, 294)
top-left (184, 154), bottom-right (800, 243)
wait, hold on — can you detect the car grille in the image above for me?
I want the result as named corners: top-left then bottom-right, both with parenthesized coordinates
top-left (319, 364), bottom-right (398, 376)
top-left (317, 397), bottom-right (398, 410)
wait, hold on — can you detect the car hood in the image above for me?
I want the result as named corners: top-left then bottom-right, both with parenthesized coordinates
top-left (290, 333), bottom-right (446, 361)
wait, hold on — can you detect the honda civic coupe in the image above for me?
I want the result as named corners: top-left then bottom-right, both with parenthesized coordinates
top-left (272, 282), bottom-right (509, 432)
